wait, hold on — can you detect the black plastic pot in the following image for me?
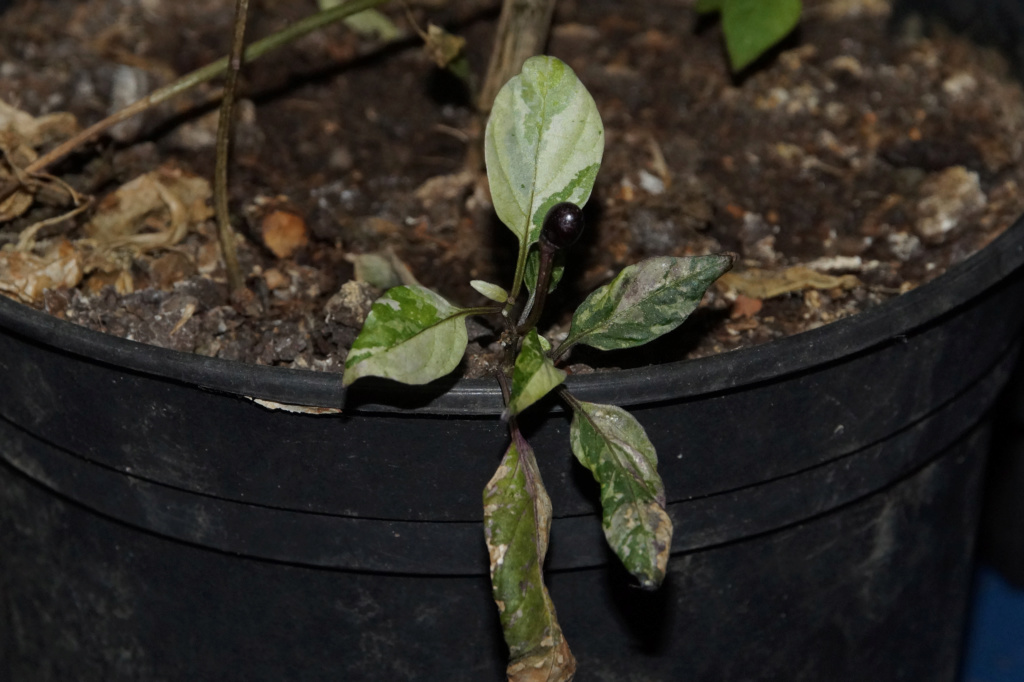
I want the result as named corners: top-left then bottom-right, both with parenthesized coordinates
top-left (900, 0), bottom-right (1024, 593)
top-left (2, 201), bottom-right (1024, 680)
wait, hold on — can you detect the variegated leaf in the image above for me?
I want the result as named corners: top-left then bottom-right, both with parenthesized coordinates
top-left (560, 255), bottom-right (733, 354)
top-left (485, 56), bottom-right (604, 251)
top-left (509, 329), bottom-right (566, 416)
top-left (569, 399), bottom-right (671, 589)
top-left (342, 285), bottom-right (469, 386)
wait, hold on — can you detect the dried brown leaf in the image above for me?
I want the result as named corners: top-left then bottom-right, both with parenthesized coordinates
top-left (423, 24), bottom-right (466, 68)
top-left (86, 167), bottom-right (212, 251)
top-left (0, 239), bottom-right (83, 303)
top-left (0, 130), bottom-right (38, 222)
top-left (0, 98), bottom-right (78, 148)
top-left (719, 265), bottom-right (861, 299)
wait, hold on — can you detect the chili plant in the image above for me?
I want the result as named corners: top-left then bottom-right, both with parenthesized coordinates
top-left (342, 56), bottom-right (733, 681)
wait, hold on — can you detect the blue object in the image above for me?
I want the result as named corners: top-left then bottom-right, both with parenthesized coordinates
top-left (962, 566), bottom-right (1024, 682)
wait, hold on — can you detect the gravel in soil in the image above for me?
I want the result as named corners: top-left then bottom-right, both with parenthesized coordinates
top-left (2, 0), bottom-right (1023, 377)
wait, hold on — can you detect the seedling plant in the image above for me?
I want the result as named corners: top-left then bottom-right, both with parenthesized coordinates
top-left (343, 56), bottom-right (732, 680)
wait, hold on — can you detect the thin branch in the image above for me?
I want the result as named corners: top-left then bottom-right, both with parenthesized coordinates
top-left (477, 0), bottom-right (557, 113)
top-left (465, 0), bottom-right (556, 176)
top-left (214, 0), bottom-right (250, 292)
top-left (0, 0), bottom-right (389, 206)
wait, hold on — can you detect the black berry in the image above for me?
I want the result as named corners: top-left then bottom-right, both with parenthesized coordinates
top-left (540, 202), bottom-right (585, 250)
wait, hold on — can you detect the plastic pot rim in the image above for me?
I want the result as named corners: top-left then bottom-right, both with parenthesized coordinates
top-left (2, 216), bottom-right (1023, 415)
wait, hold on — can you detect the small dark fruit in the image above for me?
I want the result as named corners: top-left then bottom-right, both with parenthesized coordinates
top-left (540, 202), bottom-right (585, 250)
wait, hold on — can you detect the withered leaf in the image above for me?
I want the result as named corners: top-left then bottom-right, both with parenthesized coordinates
top-left (483, 433), bottom-right (576, 682)
top-left (718, 265), bottom-right (861, 299)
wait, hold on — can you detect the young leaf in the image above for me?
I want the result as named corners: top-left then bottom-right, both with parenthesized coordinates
top-left (509, 330), bottom-right (566, 416)
top-left (342, 285), bottom-right (470, 386)
top-left (484, 433), bottom-right (576, 682)
top-left (568, 399), bottom-right (671, 589)
top-left (721, 0), bottom-right (802, 72)
top-left (559, 254), bottom-right (733, 354)
top-left (485, 55), bottom-right (604, 251)
top-left (470, 279), bottom-right (509, 303)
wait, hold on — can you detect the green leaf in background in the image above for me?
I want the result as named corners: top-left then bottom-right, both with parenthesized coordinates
top-left (559, 254), bottom-right (733, 354)
top-left (483, 433), bottom-right (576, 682)
top-left (469, 279), bottom-right (509, 303)
top-left (700, 0), bottom-right (802, 72)
top-left (342, 285), bottom-right (469, 386)
top-left (317, 2), bottom-right (402, 41)
top-left (508, 330), bottom-right (566, 416)
top-left (568, 399), bottom-right (671, 589)
top-left (485, 55), bottom-right (604, 254)
top-left (694, 0), bottom-right (723, 12)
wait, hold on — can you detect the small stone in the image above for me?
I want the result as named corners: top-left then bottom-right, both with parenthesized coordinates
top-left (262, 267), bottom-right (290, 290)
top-left (148, 251), bottom-right (197, 290)
top-left (637, 169), bottom-right (665, 195)
top-left (806, 255), bottom-right (863, 273)
top-left (821, 0), bottom-right (891, 19)
top-left (168, 109), bottom-right (218, 150)
top-left (942, 72), bottom-right (977, 102)
top-left (329, 146), bottom-right (354, 171)
top-left (324, 280), bottom-right (378, 328)
top-left (107, 65), bottom-right (150, 142)
top-left (230, 286), bottom-right (264, 318)
top-left (826, 55), bottom-right (864, 80)
top-left (887, 231), bottom-right (922, 261)
top-left (914, 166), bottom-right (986, 244)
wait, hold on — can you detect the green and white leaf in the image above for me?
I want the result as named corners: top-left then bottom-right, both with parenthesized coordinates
top-left (485, 56), bottom-right (604, 251)
top-left (470, 279), bottom-right (508, 303)
top-left (569, 399), bottom-right (672, 589)
top-left (483, 434), bottom-right (576, 681)
top-left (560, 254), bottom-right (733, 354)
top-left (509, 330), bottom-right (566, 416)
top-left (342, 285), bottom-right (469, 386)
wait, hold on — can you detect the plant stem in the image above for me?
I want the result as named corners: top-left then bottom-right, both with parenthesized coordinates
top-left (549, 335), bottom-right (575, 363)
top-left (516, 239), bottom-right (556, 333)
top-left (556, 384), bottom-right (579, 410)
top-left (496, 368), bottom-right (513, 408)
top-left (464, 0), bottom-right (557, 176)
top-left (214, 0), bottom-right (250, 292)
top-left (477, 0), bottom-right (558, 113)
top-left (0, 0), bottom-right (388, 206)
